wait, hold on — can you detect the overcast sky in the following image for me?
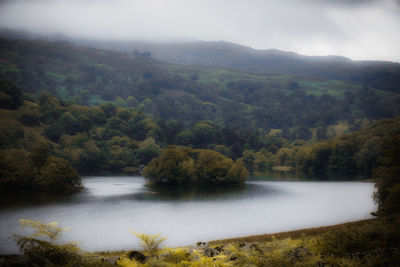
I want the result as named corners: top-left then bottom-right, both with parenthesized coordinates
top-left (0, 0), bottom-right (399, 62)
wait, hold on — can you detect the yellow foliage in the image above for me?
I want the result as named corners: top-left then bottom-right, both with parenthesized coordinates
top-left (129, 230), bottom-right (166, 256)
top-left (63, 147), bottom-right (85, 162)
top-left (110, 145), bottom-right (124, 156)
top-left (139, 137), bottom-right (158, 149)
top-left (19, 219), bottom-right (69, 243)
top-left (67, 104), bottom-right (91, 117)
top-left (118, 256), bottom-right (142, 267)
top-left (60, 133), bottom-right (88, 147)
top-left (157, 247), bottom-right (191, 264)
top-left (109, 136), bottom-right (132, 146)
top-left (83, 139), bottom-right (100, 154)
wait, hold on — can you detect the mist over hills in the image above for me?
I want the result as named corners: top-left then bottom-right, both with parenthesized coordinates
top-left (1, 29), bottom-right (399, 93)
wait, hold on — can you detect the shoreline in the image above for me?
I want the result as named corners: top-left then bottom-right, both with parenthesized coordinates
top-left (208, 218), bottom-right (375, 245)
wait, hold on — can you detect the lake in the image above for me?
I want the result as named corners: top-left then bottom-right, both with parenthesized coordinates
top-left (0, 176), bottom-right (376, 254)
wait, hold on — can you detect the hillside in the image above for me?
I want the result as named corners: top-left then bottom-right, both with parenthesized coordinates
top-left (76, 39), bottom-right (400, 93)
top-left (1, 37), bottom-right (399, 139)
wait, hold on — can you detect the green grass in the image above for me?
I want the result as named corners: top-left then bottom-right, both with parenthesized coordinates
top-left (56, 85), bottom-right (72, 99)
top-left (45, 71), bottom-right (66, 80)
top-left (209, 219), bottom-right (374, 245)
top-left (169, 64), bottom-right (371, 102)
top-left (0, 61), bottom-right (20, 74)
top-left (73, 85), bottom-right (85, 93)
top-left (88, 95), bottom-right (107, 106)
top-left (299, 79), bottom-right (356, 99)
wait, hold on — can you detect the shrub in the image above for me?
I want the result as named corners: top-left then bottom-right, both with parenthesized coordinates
top-left (12, 219), bottom-right (83, 266)
top-left (130, 231), bottom-right (166, 256)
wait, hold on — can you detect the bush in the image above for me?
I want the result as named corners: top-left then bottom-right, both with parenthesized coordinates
top-left (19, 111), bottom-right (42, 126)
top-left (0, 79), bottom-right (23, 109)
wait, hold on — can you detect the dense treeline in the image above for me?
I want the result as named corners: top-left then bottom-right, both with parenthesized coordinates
top-left (2, 76), bottom-right (400, 182)
top-left (143, 146), bottom-right (248, 186)
top-left (0, 146), bottom-right (81, 192)
top-left (0, 81), bottom-right (162, 176)
top-left (0, 77), bottom-right (287, 176)
top-left (2, 76), bottom-right (400, 191)
top-left (262, 118), bottom-right (400, 176)
top-left (0, 79), bottom-right (276, 191)
top-left (0, 81), bottom-right (80, 192)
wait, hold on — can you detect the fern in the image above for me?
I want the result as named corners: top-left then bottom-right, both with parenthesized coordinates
top-left (130, 230), bottom-right (166, 256)
top-left (18, 218), bottom-right (69, 243)
top-left (12, 219), bottom-right (85, 266)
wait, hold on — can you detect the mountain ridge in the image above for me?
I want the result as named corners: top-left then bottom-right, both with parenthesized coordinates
top-left (59, 38), bottom-right (400, 93)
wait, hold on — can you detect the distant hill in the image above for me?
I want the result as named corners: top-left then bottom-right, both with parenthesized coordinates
top-left (74, 39), bottom-right (400, 93)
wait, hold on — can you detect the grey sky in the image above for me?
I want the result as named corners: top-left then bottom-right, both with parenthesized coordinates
top-left (0, 0), bottom-right (399, 62)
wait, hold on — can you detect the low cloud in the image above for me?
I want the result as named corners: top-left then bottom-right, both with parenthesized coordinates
top-left (0, 0), bottom-right (399, 61)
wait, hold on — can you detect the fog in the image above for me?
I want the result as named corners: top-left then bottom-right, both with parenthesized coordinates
top-left (0, 0), bottom-right (399, 61)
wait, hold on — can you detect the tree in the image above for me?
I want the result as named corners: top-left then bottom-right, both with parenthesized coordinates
top-left (195, 149), bottom-right (233, 184)
top-left (143, 146), bottom-right (191, 184)
top-left (142, 71), bottom-right (152, 79)
top-left (100, 102), bottom-right (117, 118)
top-left (135, 138), bottom-right (161, 165)
top-left (30, 142), bottom-right (50, 168)
top-left (34, 156), bottom-right (81, 191)
top-left (0, 79), bottom-right (23, 109)
top-left (226, 161), bottom-right (249, 184)
top-left (374, 134), bottom-right (400, 218)
top-left (286, 81), bottom-right (299, 91)
top-left (240, 150), bottom-right (256, 172)
top-left (0, 149), bottom-right (34, 191)
top-left (310, 143), bottom-right (330, 174)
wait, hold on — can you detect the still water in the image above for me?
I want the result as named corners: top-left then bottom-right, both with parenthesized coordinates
top-left (0, 176), bottom-right (376, 254)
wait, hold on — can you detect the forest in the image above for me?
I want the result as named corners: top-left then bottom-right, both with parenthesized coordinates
top-left (2, 72), bottom-right (400, 191)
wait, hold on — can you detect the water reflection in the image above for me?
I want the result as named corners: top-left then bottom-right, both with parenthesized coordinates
top-left (0, 191), bottom-right (77, 209)
top-left (251, 171), bottom-right (368, 181)
top-left (132, 183), bottom-right (281, 202)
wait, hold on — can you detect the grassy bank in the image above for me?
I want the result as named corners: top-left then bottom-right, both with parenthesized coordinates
top-left (209, 219), bottom-right (375, 245)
